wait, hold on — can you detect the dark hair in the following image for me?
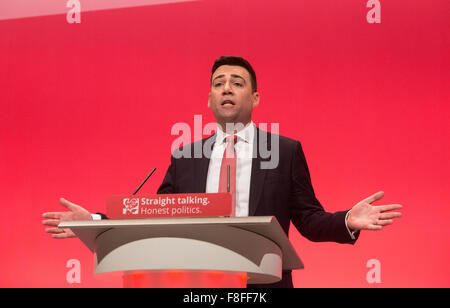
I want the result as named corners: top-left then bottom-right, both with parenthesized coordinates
top-left (211, 56), bottom-right (257, 92)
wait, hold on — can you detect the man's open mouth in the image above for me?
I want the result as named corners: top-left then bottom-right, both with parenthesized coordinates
top-left (221, 100), bottom-right (235, 106)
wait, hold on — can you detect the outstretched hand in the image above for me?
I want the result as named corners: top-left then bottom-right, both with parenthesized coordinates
top-left (347, 191), bottom-right (402, 231)
top-left (42, 198), bottom-right (92, 239)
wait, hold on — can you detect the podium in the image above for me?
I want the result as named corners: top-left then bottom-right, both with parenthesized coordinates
top-left (59, 216), bottom-right (303, 287)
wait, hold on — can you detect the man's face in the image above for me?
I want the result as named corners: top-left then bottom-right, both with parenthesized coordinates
top-left (208, 65), bottom-right (260, 131)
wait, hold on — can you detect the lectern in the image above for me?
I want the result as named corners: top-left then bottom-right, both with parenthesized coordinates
top-left (59, 216), bottom-right (303, 287)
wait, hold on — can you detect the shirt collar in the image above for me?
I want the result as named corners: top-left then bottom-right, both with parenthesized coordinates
top-left (216, 122), bottom-right (255, 145)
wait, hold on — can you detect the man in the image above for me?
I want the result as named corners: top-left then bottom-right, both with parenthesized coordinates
top-left (42, 56), bottom-right (402, 288)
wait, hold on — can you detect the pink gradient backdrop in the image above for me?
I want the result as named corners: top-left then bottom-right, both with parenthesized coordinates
top-left (0, 0), bottom-right (448, 287)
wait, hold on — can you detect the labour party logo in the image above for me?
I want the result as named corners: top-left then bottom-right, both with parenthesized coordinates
top-left (122, 198), bottom-right (139, 215)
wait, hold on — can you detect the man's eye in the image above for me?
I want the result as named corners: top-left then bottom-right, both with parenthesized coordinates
top-left (214, 82), bottom-right (223, 87)
top-left (234, 82), bottom-right (243, 87)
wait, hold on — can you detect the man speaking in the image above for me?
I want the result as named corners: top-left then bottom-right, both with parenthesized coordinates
top-left (42, 56), bottom-right (402, 288)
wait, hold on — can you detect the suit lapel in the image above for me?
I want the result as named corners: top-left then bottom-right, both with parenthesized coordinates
top-left (248, 127), bottom-right (269, 216)
top-left (194, 134), bottom-right (216, 193)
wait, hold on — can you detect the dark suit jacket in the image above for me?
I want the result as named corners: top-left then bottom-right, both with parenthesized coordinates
top-left (157, 127), bottom-right (358, 287)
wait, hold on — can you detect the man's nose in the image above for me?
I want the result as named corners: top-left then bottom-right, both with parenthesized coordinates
top-left (222, 81), bottom-right (233, 94)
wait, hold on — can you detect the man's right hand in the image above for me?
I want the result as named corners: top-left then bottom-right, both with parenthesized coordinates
top-left (42, 198), bottom-right (92, 239)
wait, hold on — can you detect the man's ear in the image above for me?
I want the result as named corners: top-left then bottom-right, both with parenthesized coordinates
top-left (252, 92), bottom-right (260, 108)
top-left (207, 92), bottom-right (211, 108)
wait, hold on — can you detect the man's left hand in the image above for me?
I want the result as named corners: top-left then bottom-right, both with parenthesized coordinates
top-left (347, 191), bottom-right (402, 231)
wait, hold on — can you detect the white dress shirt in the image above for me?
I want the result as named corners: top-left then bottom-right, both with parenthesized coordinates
top-left (205, 122), bottom-right (255, 217)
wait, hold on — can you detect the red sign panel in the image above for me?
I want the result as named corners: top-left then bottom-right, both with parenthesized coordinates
top-left (106, 193), bottom-right (232, 219)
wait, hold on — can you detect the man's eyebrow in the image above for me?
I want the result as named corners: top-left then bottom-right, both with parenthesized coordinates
top-left (212, 74), bottom-right (225, 81)
top-left (230, 74), bottom-right (245, 81)
top-left (212, 74), bottom-right (246, 82)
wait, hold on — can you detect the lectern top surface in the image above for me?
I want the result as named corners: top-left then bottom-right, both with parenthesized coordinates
top-left (59, 216), bottom-right (303, 269)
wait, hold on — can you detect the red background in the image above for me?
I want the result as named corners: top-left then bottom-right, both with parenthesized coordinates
top-left (0, 0), bottom-right (449, 287)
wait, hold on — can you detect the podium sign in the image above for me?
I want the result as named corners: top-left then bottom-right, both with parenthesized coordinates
top-left (107, 193), bottom-right (232, 219)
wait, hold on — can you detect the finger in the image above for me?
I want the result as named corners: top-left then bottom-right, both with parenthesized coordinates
top-left (45, 227), bottom-right (65, 234)
top-left (52, 233), bottom-right (75, 239)
top-left (379, 212), bottom-right (402, 220)
top-left (42, 219), bottom-right (60, 227)
top-left (361, 191), bottom-right (384, 204)
top-left (378, 204), bottom-right (403, 212)
top-left (42, 212), bottom-right (62, 219)
top-left (376, 219), bottom-right (393, 226)
top-left (59, 198), bottom-right (79, 211)
top-left (367, 224), bottom-right (383, 231)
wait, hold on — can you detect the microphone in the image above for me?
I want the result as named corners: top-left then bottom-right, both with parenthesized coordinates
top-left (227, 165), bottom-right (230, 193)
top-left (132, 168), bottom-right (156, 195)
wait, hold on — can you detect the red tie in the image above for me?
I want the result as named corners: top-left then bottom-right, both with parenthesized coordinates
top-left (219, 135), bottom-right (238, 216)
